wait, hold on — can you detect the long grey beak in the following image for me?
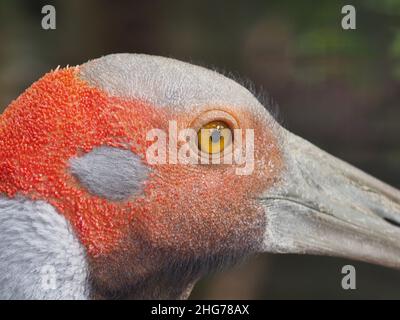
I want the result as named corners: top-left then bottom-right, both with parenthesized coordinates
top-left (260, 128), bottom-right (400, 269)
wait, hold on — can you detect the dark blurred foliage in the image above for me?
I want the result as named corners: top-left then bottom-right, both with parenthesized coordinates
top-left (1, 0), bottom-right (400, 299)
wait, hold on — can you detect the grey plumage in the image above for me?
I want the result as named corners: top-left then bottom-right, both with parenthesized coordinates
top-left (0, 196), bottom-right (88, 299)
top-left (69, 146), bottom-right (150, 201)
top-left (79, 53), bottom-right (263, 113)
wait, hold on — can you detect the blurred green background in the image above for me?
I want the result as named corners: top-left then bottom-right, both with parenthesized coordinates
top-left (1, 0), bottom-right (400, 299)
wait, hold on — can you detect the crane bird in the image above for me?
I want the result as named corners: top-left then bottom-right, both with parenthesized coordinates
top-left (0, 53), bottom-right (399, 299)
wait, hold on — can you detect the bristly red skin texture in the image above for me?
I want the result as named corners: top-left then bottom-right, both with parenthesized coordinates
top-left (0, 67), bottom-right (283, 274)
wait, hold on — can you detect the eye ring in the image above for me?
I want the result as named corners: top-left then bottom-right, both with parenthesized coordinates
top-left (191, 110), bottom-right (239, 161)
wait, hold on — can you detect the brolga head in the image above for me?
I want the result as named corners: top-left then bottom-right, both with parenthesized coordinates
top-left (0, 53), bottom-right (399, 299)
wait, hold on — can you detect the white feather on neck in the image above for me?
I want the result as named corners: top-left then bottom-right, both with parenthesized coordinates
top-left (0, 196), bottom-right (89, 299)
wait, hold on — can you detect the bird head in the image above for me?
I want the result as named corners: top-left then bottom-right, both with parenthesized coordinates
top-left (0, 53), bottom-right (399, 299)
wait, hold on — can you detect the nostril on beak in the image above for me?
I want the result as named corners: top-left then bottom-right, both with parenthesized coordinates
top-left (383, 217), bottom-right (400, 229)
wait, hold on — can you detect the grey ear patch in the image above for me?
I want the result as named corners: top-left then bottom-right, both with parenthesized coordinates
top-left (69, 146), bottom-right (150, 201)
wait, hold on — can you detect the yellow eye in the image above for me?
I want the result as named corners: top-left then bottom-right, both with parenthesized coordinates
top-left (198, 121), bottom-right (232, 154)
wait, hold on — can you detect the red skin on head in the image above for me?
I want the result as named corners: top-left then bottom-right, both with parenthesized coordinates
top-left (0, 68), bottom-right (282, 259)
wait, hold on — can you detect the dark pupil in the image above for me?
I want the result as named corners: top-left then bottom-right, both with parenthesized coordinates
top-left (210, 130), bottom-right (221, 143)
